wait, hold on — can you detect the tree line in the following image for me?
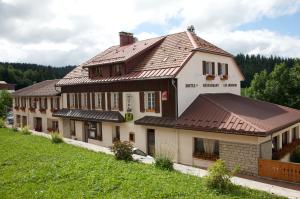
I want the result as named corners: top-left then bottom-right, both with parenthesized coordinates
top-left (0, 62), bottom-right (75, 90)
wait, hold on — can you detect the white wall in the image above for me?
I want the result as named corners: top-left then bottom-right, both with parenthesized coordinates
top-left (176, 51), bottom-right (244, 115)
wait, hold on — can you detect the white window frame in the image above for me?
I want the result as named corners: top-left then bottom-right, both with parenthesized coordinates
top-left (111, 92), bottom-right (119, 110)
top-left (205, 62), bottom-right (214, 75)
top-left (126, 93), bottom-right (133, 112)
top-left (144, 92), bottom-right (155, 112)
top-left (96, 93), bottom-right (102, 109)
top-left (82, 93), bottom-right (88, 108)
top-left (220, 63), bottom-right (227, 76)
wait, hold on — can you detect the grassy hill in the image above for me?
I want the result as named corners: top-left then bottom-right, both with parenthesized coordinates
top-left (0, 128), bottom-right (283, 198)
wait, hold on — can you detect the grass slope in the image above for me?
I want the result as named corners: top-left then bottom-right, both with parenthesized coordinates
top-left (0, 128), bottom-right (283, 199)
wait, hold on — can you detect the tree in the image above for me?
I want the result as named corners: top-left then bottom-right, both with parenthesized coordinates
top-left (246, 62), bottom-right (300, 110)
top-left (0, 90), bottom-right (13, 118)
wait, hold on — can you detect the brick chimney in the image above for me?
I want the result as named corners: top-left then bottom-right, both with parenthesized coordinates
top-left (119, 31), bottom-right (135, 46)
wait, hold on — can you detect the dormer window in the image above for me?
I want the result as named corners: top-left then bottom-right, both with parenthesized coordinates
top-left (112, 64), bottom-right (122, 76)
top-left (95, 67), bottom-right (102, 77)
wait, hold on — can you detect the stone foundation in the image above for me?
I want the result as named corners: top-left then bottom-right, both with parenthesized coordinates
top-left (219, 141), bottom-right (259, 176)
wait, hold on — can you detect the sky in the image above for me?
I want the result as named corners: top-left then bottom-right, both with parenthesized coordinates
top-left (0, 0), bottom-right (300, 67)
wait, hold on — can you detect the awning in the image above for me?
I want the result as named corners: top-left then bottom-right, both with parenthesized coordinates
top-left (53, 109), bottom-right (124, 123)
top-left (135, 116), bottom-right (176, 128)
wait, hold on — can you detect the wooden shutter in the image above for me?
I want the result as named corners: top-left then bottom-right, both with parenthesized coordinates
top-left (101, 93), bottom-right (106, 110)
top-left (155, 91), bottom-right (160, 113)
top-left (118, 92), bottom-right (123, 111)
top-left (78, 93), bottom-right (82, 109)
top-left (51, 98), bottom-right (53, 109)
top-left (67, 94), bottom-right (70, 109)
top-left (202, 61), bottom-right (206, 75)
top-left (225, 64), bottom-right (228, 75)
top-left (139, 92), bottom-right (144, 112)
top-left (107, 92), bottom-right (111, 110)
top-left (87, 93), bottom-right (91, 109)
top-left (92, 93), bottom-right (95, 109)
top-left (212, 62), bottom-right (215, 75)
top-left (218, 63), bottom-right (221, 75)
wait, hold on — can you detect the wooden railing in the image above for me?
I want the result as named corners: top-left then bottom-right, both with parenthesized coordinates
top-left (273, 139), bottom-right (300, 160)
top-left (258, 159), bottom-right (300, 183)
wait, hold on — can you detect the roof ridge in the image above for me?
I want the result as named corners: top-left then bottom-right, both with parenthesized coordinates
top-left (186, 31), bottom-right (198, 49)
top-left (201, 94), bottom-right (266, 132)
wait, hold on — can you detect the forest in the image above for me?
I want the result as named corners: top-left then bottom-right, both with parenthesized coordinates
top-left (0, 62), bottom-right (75, 90)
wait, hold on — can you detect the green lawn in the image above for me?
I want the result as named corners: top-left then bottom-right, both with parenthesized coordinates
top-left (0, 128), bottom-right (283, 199)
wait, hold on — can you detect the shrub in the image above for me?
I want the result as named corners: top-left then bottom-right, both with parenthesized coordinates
top-left (204, 159), bottom-right (239, 192)
top-left (12, 127), bottom-right (18, 132)
top-left (21, 126), bottom-right (31, 135)
top-left (111, 141), bottom-right (133, 161)
top-left (51, 132), bottom-right (64, 144)
top-left (290, 146), bottom-right (300, 163)
top-left (154, 155), bottom-right (173, 171)
top-left (0, 119), bottom-right (5, 128)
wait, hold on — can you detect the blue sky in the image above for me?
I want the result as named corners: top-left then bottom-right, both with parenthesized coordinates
top-left (0, 0), bottom-right (300, 66)
top-left (238, 12), bottom-right (300, 36)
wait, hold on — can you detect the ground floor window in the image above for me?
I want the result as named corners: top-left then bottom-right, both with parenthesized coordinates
top-left (193, 138), bottom-right (219, 160)
top-left (129, 132), bottom-right (135, 142)
top-left (86, 122), bottom-right (102, 141)
top-left (16, 115), bottom-right (21, 127)
top-left (22, 116), bottom-right (27, 127)
top-left (113, 126), bottom-right (120, 142)
top-left (34, 117), bottom-right (42, 132)
top-left (52, 121), bottom-right (59, 131)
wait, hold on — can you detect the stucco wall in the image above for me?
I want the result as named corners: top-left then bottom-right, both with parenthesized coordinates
top-left (176, 51), bottom-right (243, 115)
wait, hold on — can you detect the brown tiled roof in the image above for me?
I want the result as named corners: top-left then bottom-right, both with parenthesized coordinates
top-left (135, 116), bottom-right (176, 128)
top-left (53, 109), bottom-right (124, 123)
top-left (57, 31), bottom-right (234, 86)
top-left (176, 93), bottom-right (300, 136)
top-left (12, 79), bottom-right (61, 97)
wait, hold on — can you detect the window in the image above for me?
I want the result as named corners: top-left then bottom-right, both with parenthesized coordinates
top-left (292, 127), bottom-right (297, 141)
top-left (40, 98), bottom-right (47, 109)
top-left (193, 138), bottom-right (219, 160)
top-left (282, 131), bottom-right (288, 146)
top-left (144, 92), bottom-right (155, 112)
top-left (113, 126), bottom-right (120, 142)
top-left (129, 132), bottom-right (135, 142)
top-left (30, 98), bottom-right (37, 108)
top-left (21, 98), bottom-right (26, 107)
top-left (218, 63), bottom-right (228, 76)
top-left (86, 122), bottom-right (102, 141)
top-left (53, 97), bottom-right (59, 109)
top-left (96, 93), bottom-right (102, 109)
top-left (82, 93), bottom-right (88, 108)
top-left (126, 94), bottom-right (133, 112)
top-left (52, 121), bottom-right (59, 131)
top-left (111, 92), bottom-right (119, 110)
top-left (112, 64), bottom-right (122, 76)
top-left (203, 61), bottom-right (215, 75)
top-left (70, 120), bottom-right (75, 136)
top-left (71, 93), bottom-right (76, 107)
top-left (95, 67), bottom-right (102, 77)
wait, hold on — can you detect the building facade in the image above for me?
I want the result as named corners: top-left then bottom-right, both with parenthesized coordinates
top-left (13, 30), bottom-right (300, 176)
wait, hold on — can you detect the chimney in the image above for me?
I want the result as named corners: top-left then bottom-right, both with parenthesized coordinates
top-left (187, 25), bottom-right (195, 33)
top-left (119, 31), bottom-right (135, 46)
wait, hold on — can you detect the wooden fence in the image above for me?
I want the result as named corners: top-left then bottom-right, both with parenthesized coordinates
top-left (258, 159), bottom-right (300, 183)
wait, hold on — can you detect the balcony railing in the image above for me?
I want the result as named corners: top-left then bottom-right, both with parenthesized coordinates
top-left (272, 139), bottom-right (300, 160)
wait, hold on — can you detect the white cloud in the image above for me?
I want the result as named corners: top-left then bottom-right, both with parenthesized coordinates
top-left (0, 0), bottom-right (300, 66)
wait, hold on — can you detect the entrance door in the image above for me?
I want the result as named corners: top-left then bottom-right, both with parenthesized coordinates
top-left (147, 129), bottom-right (155, 156)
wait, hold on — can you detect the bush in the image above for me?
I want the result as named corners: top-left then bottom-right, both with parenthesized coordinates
top-left (51, 132), bottom-right (64, 144)
top-left (0, 119), bottom-right (5, 128)
top-left (154, 155), bottom-right (174, 171)
top-left (111, 141), bottom-right (133, 161)
top-left (12, 127), bottom-right (18, 132)
top-left (204, 159), bottom-right (239, 192)
top-left (290, 146), bottom-right (300, 163)
top-left (21, 126), bottom-right (31, 135)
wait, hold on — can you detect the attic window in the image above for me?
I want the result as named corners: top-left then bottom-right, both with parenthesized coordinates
top-left (95, 67), bottom-right (102, 77)
top-left (112, 64), bottom-right (122, 76)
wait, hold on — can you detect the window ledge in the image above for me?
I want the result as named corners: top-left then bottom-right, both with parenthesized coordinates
top-left (193, 153), bottom-right (219, 161)
top-left (205, 75), bottom-right (215, 80)
top-left (220, 75), bottom-right (228, 80)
